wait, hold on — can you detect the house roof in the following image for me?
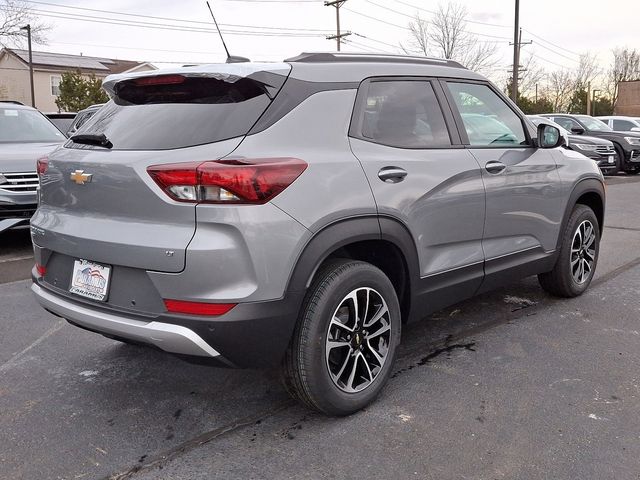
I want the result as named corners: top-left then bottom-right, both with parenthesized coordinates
top-left (4, 48), bottom-right (154, 74)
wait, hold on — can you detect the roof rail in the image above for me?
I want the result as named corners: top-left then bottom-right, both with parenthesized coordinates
top-left (284, 52), bottom-right (466, 69)
top-left (0, 100), bottom-right (25, 105)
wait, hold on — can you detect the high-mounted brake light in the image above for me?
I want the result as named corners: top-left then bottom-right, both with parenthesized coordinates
top-left (36, 157), bottom-right (49, 176)
top-left (164, 299), bottom-right (236, 316)
top-left (134, 75), bottom-right (186, 86)
top-left (147, 158), bottom-right (307, 205)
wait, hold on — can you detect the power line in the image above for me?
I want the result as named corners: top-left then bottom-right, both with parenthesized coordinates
top-left (8, 6), bottom-right (329, 37)
top-left (522, 29), bottom-right (581, 57)
top-left (391, 0), bottom-right (512, 28)
top-left (22, 0), bottom-right (328, 32)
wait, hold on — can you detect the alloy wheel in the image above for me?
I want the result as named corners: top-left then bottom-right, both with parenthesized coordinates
top-left (325, 287), bottom-right (392, 393)
top-left (570, 219), bottom-right (596, 284)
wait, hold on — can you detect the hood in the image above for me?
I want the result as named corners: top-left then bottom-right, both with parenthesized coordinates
top-left (0, 142), bottom-right (62, 173)
top-left (567, 134), bottom-right (612, 145)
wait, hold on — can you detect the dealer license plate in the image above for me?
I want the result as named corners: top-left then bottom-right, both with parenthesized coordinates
top-left (69, 259), bottom-right (111, 301)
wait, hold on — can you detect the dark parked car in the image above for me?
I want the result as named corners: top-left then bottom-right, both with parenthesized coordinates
top-left (67, 104), bottom-right (104, 136)
top-left (529, 116), bottom-right (617, 175)
top-left (32, 53), bottom-right (604, 415)
top-left (540, 114), bottom-right (640, 174)
top-left (0, 102), bottom-right (65, 232)
top-left (45, 112), bottom-right (76, 135)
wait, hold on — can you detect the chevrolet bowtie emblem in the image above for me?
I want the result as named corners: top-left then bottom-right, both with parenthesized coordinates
top-left (70, 170), bottom-right (93, 185)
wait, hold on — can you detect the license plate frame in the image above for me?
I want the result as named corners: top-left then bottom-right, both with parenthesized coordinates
top-left (69, 259), bottom-right (112, 302)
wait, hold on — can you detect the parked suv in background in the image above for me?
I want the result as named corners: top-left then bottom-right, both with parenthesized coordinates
top-left (66, 103), bottom-right (104, 136)
top-left (0, 102), bottom-right (65, 232)
top-left (541, 113), bottom-right (640, 174)
top-left (31, 53), bottom-right (605, 415)
top-left (596, 115), bottom-right (640, 133)
top-left (529, 116), bottom-right (617, 175)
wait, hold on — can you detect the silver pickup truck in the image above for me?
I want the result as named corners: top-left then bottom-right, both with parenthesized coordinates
top-left (0, 102), bottom-right (65, 233)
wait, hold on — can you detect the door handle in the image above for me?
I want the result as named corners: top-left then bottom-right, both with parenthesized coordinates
top-left (485, 161), bottom-right (506, 174)
top-left (378, 166), bottom-right (407, 183)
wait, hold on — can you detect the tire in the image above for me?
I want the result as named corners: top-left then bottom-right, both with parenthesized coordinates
top-left (538, 204), bottom-right (600, 297)
top-left (281, 259), bottom-right (401, 416)
top-left (613, 144), bottom-right (624, 175)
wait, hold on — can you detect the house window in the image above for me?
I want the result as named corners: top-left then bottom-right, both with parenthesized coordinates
top-left (51, 75), bottom-right (61, 96)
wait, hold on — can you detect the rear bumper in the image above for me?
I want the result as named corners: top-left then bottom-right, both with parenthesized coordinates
top-left (31, 279), bottom-right (304, 368)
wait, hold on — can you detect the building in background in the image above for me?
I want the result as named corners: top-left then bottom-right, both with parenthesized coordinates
top-left (616, 80), bottom-right (640, 116)
top-left (0, 48), bottom-right (156, 112)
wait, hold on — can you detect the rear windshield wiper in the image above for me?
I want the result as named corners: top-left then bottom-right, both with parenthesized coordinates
top-left (69, 133), bottom-right (113, 149)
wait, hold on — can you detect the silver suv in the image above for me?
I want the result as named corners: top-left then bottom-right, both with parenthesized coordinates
top-left (31, 53), bottom-right (605, 415)
top-left (0, 102), bottom-right (65, 232)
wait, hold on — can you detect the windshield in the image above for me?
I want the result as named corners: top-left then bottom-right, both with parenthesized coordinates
top-left (578, 116), bottom-right (612, 132)
top-left (0, 107), bottom-right (66, 143)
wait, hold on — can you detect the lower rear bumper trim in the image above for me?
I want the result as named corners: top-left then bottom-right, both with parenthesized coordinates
top-left (31, 283), bottom-right (221, 358)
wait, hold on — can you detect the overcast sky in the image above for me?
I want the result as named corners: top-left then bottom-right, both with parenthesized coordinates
top-left (17, 0), bottom-right (640, 83)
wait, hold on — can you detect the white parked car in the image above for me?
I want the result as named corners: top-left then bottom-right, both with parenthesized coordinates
top-left (596, 116), bottom-right (640, 132)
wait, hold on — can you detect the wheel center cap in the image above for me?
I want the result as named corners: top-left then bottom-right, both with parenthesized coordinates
top-left (352, 332), bottom-right (362, 347)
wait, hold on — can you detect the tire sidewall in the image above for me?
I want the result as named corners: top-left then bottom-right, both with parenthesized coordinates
top-left (558, 206), bottom-right (600, 296)
top-left (301, 262), bottom-right (401, 415)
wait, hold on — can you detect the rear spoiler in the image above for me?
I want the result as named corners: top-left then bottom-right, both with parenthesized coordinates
top-left (102, 63), bottom-right (291, 98)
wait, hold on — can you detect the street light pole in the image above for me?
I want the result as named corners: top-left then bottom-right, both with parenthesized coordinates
top-left (20, 24), bottom-right (35, 108)
top-left (592, 89), bottom-right (601, 117)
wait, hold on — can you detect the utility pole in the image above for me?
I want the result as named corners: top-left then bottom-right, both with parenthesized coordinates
top-left (509, 26), bottom-right (532, 104)
top-left (20, 24), bottom-right (35, 108)
top-left (511, 0), bottom-right (520, 103)
top-left (325, 0), bottom-right (350, 51)
top-left (586, 82), bottom-right (591, 115)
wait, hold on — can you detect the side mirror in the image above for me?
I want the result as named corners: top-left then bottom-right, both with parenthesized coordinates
top-left (537, 124), bottom-right (565, 149)
top-left (571, 127), bottom-right (585, 135)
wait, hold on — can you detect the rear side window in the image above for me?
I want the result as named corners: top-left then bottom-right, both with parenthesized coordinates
top-left (355, 80), bottom-right (451, 149)
top-left (446, 82), bottom-right (527, 146)
top-left (76, 73), bottom-right (287, 150)
top-left (612, 119), bottom-right (636, 131)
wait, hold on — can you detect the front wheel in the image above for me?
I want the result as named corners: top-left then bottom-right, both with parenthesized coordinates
top-left (281, 260), bottom-right (401, 416)
top-left (538, 204), bottom-right (600, 297)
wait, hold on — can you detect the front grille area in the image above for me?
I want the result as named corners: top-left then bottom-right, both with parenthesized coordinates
top-left (0, 203), bottom-right (36, 220)
top-left (595, 145), bottom-right (615, 155)
top-left (0, 171), bottom-right (39, 192)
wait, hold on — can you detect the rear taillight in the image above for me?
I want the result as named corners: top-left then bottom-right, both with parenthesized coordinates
top-left (147, 158), bottom-right (307, 205)
top-left (37, 157), bottom-right (49, 176)
top-left (35, 263), bottom-right (46, 277)
top-left (164, 299), bottom-right (236, 316)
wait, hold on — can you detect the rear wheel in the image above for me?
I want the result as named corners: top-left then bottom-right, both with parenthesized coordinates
top-left (282, 259), bottom-right (401, 416)
top-left (538, 204), bottom-right (600, 297)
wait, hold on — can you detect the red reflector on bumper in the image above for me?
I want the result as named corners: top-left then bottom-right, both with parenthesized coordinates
top-left (35, 263), bottom-right (46, 276)
top-left (163, 299), bottom-right (236, 316)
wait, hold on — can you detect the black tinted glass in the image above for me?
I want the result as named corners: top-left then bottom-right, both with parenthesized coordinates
top-left (77, 74), bottom-right (285, 150)
top-left (360, 80), bottom-right (451, 148)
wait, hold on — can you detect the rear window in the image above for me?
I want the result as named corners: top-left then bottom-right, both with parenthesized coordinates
top-left (0, 108), bottom-right (65, 143)
top-left (76, 72), bottom-right (288, 150)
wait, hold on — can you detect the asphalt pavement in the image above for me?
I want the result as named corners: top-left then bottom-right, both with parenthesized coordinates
top-left (1, 176), bottom-right (639, 480)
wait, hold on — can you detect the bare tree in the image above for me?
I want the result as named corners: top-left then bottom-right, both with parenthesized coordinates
top-left (605, 47), bottom-right (640, 102)
top-left (517, 54), bottom-right (545, 97)
top-left (403, 3), bottom-right (498, 76)
top-left (547, 69), bottom-right (574, 112)
top-left (402, 13), bottom-right (429, 56)
top-left (574, 52), bottom-right (600, 88)
top-left (0, 0), bottom-right (49, 46)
